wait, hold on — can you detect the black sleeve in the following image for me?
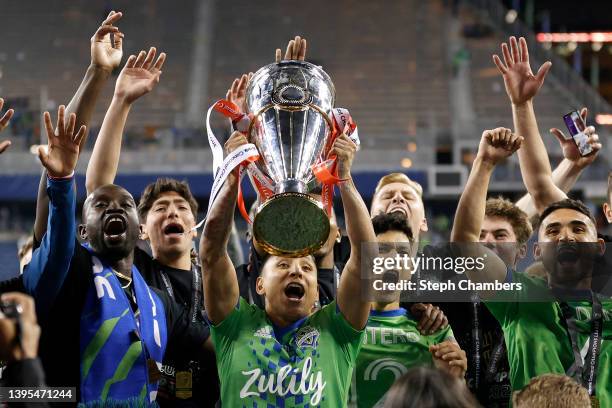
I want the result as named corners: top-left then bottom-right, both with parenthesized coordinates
top-left (155, 288), bottom-right (211, 352)
top-left (236, 241), bottom-right (266, 308)
top-left (65, 241), bottom-right (95, 298)
top-left (2, 358), bottom-right (49, 408)
top-left (317, 268), bottom-right (337, 306)
top-left (4, 358), bottom-right (46, 387)
top-left (2, 360), bottom-right (49, 408)
top-left (334, 235), bottom-right (351, 270)
top-left (0, 276), bottom-right (25, 294)
top-left (133, 244), bottom-right (157, 286)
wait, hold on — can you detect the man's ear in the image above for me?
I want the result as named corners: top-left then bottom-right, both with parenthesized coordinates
top-left (420, 217), bottom-right (429, 233)
top-left (255, 276), bottom-right (265, 296)
top-left (140, 224), bottom-right (148, 241)
top-left (517, 243), bottom-right (527, 260)
top-left (603, 202), bottom-right (612, 223)
top-left (597, 237), bottom-right (606, 256)
top-left (78, 224), bottom-right (88, 241)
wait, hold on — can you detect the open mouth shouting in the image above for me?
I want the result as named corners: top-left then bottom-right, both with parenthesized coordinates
top-left (163, 222), bottom-right (185, 238)
top-left (382, 270), bottom-right (400, 285)
top-left (103, 214), bottom-right (128, 243)
top-left (556, 243), bottom-right (579, 267)
top-left (284, 282), bottom-right (306, 303)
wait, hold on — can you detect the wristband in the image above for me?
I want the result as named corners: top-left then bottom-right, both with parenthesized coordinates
top-left (47, 171), bottom-right (75, 181)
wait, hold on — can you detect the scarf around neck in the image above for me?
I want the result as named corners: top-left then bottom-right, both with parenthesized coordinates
top-left (79, 244), bottom-right (167, 406)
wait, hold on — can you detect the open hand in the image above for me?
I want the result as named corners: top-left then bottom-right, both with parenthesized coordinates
top-left (477, 127), bottom-right (523, 166)
top-left (38, 105), bottom-right (86, 177)
top-left (492, 36), bottom-right (551, 105)
top-left (275, 35), bottom-right (307, 63)
top-left (114, 47), bottom-right (166, 104)
top-left (226, 73), bottom-right (252, 114)
top-left (91, 10), bottom-right (124, 72)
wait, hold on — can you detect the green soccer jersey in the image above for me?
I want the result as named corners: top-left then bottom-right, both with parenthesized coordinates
top-left (211, 298), bottom-right (364, 407)
top-left (486, 271), bottom-right (612, 407)
top-left (351, 308), bottom-right (455, 408)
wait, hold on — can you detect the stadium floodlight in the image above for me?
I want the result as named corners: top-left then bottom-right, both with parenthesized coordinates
top-left (537, 32), bottom-right (612, 43)
top-left (595, 114), bottom-right (612, 125)
top-left (401, 158), bottom-right (413, 169)
top-left (505, 9), bottom-right (518, 24)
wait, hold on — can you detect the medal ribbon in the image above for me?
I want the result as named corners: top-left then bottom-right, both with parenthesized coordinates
top-left (559, 293), bottom-right (603, 398)
top-left (312, 108), bottom-right (360, 216)
top-left (205, 99), bottom-right (261, 223)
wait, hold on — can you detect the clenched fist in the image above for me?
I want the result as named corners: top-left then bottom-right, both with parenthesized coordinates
top-left (477, 127), bottom-right (523, 166)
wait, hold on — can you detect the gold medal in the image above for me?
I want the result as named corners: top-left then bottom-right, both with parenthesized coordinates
top-left (176, 370), bottom-right (193, 399)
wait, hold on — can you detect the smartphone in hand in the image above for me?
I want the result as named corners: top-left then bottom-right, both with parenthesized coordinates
top-left (563, 110), bottom-right (593, 156)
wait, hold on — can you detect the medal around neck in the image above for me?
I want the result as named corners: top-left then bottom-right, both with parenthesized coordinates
top-left (245, 60), bottom-right (334, 257)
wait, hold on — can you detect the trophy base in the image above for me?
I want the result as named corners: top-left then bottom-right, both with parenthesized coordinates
top-left (253, 193), bottom-right (330, 258)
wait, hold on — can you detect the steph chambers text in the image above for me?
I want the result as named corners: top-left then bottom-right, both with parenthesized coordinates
top-left (372, 279), bottom-right (523, 292)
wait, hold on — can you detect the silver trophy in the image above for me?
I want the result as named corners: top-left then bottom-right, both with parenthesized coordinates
top-left (245, 60), bottom-right (335, 257)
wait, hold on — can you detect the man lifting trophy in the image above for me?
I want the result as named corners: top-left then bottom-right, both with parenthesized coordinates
top-left (206, 38), bottom-right (358, 257)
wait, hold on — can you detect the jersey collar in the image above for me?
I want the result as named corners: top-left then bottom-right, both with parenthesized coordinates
top-left (369, 307), bottom-right (407, 317)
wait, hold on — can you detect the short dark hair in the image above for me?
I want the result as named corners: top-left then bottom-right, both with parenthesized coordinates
top-left (385, 367), bottom-right (480, 408)
top-left (539, 198), bottom-right (595, 228)
top-left (372, 212), bottom-right (413, 239)
top-left (138, 178), bottom-right (199, 221)
top-left (485, 197), bottom-right (532, 244)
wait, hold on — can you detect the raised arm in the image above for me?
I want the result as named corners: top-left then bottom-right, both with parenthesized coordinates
top-left (515, 107), bottom-right (601, 218)
top-left (0, 97), bottom-right (15, 154)
top-left (334, 134), bottom-right (377, 330)
top-left (493, 36), bottom-right (565, 214)
top-left (451, 128), bottom-right (522, 285)
top-left (200, 131), bottom-right (246, 325)
top-left (33, 11), bottom-right (124, 242)
top-left (23, 107), bottom-right (85, 317)
top-left (85, 48), bottom-right (165, 194)
top-left (71, 11), bottom-right (124, 140)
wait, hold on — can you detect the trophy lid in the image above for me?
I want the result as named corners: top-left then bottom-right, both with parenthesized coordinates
top-left (246, 60), bottom-right (335, 115)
